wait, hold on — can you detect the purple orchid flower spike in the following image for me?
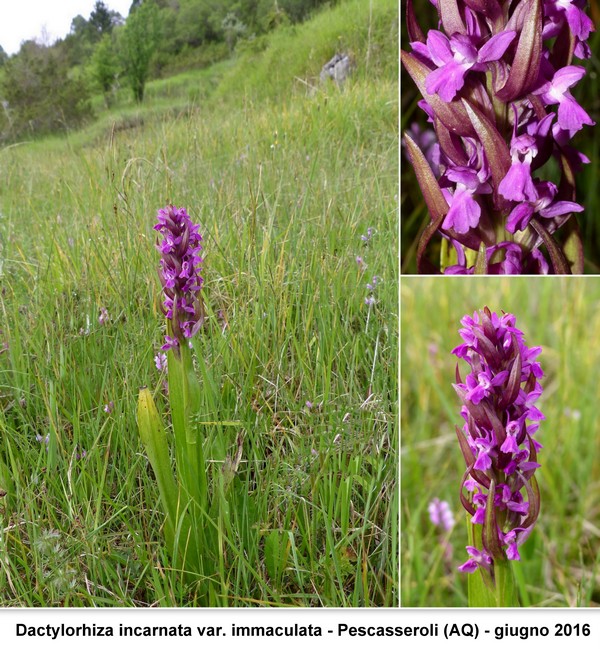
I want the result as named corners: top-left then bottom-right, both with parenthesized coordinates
top-left (402, 0), bottom-right (595, 274)
top-left (154, 205), bottom-right (205, 352)
top-left (452, 307), bottom-right (543, 576)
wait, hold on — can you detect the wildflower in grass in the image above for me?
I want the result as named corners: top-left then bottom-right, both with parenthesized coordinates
top-left (428, 498), bottom-right (455, 532)
top-left (452, 307), bottom-right (542, 580)
top-left (154, 205), bottom-right (204, 351)
top-left (154, 352), bottom-right (167, 371)
top-left (98, 307), bottom-right (109, 325)
top-left (36, 433), bottom-right (49, 448)
top-left (429, 497), bottom-right (455, 564)
top-left (361, 227), bottom-right (374, 243)
top-left (402, 0), bottom-right (595, 274)
top-left (103, 401), bottom-right (114, 414)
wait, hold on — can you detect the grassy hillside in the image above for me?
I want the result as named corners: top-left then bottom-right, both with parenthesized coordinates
top-left (0, 0), bottom-right (398, 606)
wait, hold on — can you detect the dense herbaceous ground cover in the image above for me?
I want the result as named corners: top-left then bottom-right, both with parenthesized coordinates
top-left (0, 0), bottom-right (398, 606)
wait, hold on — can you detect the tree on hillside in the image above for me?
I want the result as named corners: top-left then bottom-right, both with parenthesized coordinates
top-left (1, 41), bottom-right (91, 138)
top-left (89, 1), bottom-right (124, 39)
top-left (122, 0), bottom-right (161, 102)
top-left (92, 33), bottom-right (121, 106)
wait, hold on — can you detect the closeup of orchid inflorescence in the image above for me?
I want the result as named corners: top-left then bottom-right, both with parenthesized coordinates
top-left (402, 0), bottom-right (595, 274)
top-left (452, 307), bottom-right (543, 601)
top-left (154, 204), bottom-right (205, 351)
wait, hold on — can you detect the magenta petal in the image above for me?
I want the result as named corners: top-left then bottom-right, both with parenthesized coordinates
top-left (477, 30), bottom-right (516, 63)
top-left (500, 435), bottom-right (518, 454)
top-left (506, 203), bottom-right (535, 233)
top-left (498, 162), bottom-right (538, 202)
top-left (538, 200), bottom-right (584, 219)
top-left (557, 96), bottom-right (595, 132)
top-left (552, 65), bottom-right (586, 93)
top-left (566, 6), bottom-right (594, 41)
top-left (426, 30), bottom-right (453, 66)
top-left (426, 62), bottom-right (467, 101)
top-left (506, 542), bottom-right (520, 561)
top-left (442, 188), bottom-right (481, 233)
top-left (458, 559), bottom-right (478, 573)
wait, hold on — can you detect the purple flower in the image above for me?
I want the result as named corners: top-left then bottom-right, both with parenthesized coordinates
top-left (428, 498), bottom-right (455, 532)
top-left (419, 30), bottom-right (516, 102)
top-left (534, 66), bottom-right (595, 132)
top-left (98, 307), bottom-right (109, 325)
top-left (452, 307), bottom-right (543, 573)
top-left (154, 205), bottom-right (204, 351)
top-left (505, 180), bottom-right (584, 233)
top-left (104, 401), bottom-right (114, 414)
top-left (498, 134), bottom-right (539, 203)
top-left (154, 352), bottom-right (167, 371)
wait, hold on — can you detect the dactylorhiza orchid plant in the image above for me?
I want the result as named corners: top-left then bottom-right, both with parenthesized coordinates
top-left (452, 307), bottom-right (543, 606)
top-left (402, 0), bottom-right (595, 274)
top-left (137, 205), bottom-right (228, 597)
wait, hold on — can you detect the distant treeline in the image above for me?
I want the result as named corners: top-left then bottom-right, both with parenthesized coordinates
top-left (0, 0), bottom-right (338, 140)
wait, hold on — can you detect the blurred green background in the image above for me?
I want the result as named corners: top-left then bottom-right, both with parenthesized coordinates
top-left (401, 277), bottom-right (600, 606)
top-left (400, 1), bottom-right (600, 273)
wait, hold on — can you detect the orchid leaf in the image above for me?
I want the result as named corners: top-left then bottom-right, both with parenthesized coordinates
top-left (401, 51), bottom-right (476, 137)
top-left (529, 217), bottom-right (571, 274)
top-left (438, 0), bottom-right (466, 35)
top-left (406, 0), bottom-right (425, 43)
top-left (462, 100), bottom-right (511, 210)
top-left (404, 132), bottom-right (448, 273)
top-left (497, 0), bottom-right (542, 101)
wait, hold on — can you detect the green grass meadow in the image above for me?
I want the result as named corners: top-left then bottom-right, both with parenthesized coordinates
top-left (0, 0), bottom-right (398, 606)
top-left (401, 277), bottom-right (600, 607)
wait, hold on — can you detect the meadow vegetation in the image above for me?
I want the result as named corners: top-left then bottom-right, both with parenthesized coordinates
top-left (0, 0), bottom-right (398, 606)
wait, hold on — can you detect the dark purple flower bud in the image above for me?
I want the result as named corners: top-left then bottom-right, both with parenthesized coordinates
top-left (452, 307), bottom-right (543, 573)
top-left (154, 205), bottom-right (205, 351)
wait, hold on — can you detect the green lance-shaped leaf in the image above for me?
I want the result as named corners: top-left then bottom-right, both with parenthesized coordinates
top-left (462, 100), bottom-right (511, 211)
top-left (137, 387), bottom-right (179, 550)
top-left (467, 515), bottom-right (496, 607)
top-left (404, 132), bottom-right (448, 273)
top-left (167, 340), bottom-right (207, 510)
top-left (497, 0), bottom-right (542, 101)
top-left (401, 51), bottom-right (476, 137)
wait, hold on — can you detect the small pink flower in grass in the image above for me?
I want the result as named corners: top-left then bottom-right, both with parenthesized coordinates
top-left (103, 401), bottom-right (114, 414)
top-left (154, 352), bottom-right (167, 371)
top-left (428, 498), bottom-right (455, 532)
top-left (98, 307), bottom-right (109, 325)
